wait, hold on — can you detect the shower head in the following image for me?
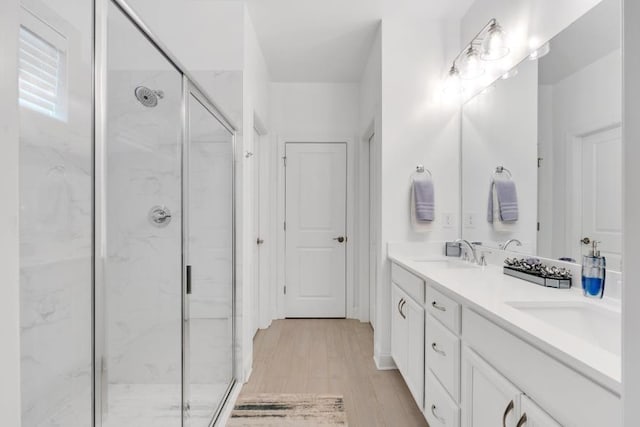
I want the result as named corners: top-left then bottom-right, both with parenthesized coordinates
top-left (134, 86), bottom-right (164, 108)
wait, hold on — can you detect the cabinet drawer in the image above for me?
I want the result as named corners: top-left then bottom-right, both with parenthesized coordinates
top-left (425, 369), bottom-right (460, 427)
top-left (391, 262), bottom-right (425, 303)
top-left (426, 285), bottom-right (461, 334)
top-left (426, 313), bottom-right (461, 402)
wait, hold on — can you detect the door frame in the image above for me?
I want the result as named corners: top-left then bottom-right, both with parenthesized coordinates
top-left (252, 114), bottom-right (271, 333)
top-left (276, 136), bottom-right (355, 320)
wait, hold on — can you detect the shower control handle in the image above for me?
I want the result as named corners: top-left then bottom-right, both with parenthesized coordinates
top-left (149, 206), bottom-right (172, 227)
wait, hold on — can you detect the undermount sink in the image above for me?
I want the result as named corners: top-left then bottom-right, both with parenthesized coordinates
top-left (507, 301), bottom-right (621, 356)
top-left (411, 259), bottom-right (478, 269)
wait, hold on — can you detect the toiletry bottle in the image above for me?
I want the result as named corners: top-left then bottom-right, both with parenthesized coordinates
top-left (582, 241), bottom-right (606, 299)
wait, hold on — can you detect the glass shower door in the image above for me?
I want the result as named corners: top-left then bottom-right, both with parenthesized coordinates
top-left (185, 89), bottom-right (235, 426)
top-left (100, 2), bottom-right (183, 426)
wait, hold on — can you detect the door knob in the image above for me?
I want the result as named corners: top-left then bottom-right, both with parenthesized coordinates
top-left (256, 238), bottom-right (264, 245)
top-left (333, 236), bottom-right (346, 243)
top-left (581, 237), bottom-right (591, 245)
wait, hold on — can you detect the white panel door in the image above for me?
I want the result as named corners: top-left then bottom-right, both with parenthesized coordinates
top-left (580, 126), bottom-right (622, 270)
top-left (518, 395), bottom-right (561, 427)
top-left (285, 142), bottom-right (347, 318)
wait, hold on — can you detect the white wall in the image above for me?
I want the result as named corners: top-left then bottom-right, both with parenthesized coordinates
top-left (270, 82), bottom-right (360, 319)
top-left (358, 25), bottom-right (382, 326)
top-left (461, 58), bottom-right (538, 253)
top-left (127, 0), bottom-right (244, 71)
top-left (240, 5), bottom-right (271, 380)
top-left (375, 1), bottom-right (461, 366)
top-left (0, 0), bottom-right (22, 425)
top-left (623, 0), bottom-right (640, 424)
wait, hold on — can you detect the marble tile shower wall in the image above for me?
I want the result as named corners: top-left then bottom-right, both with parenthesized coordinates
top-left (189, 139), bottom-right (234, 383)
top-left (19, 0), bottom-right (93, 424)
top-left (105, 70), bottom-right (183, 385)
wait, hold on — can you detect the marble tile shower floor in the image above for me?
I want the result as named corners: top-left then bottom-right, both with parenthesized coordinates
top-left (101, 383), bottom-right (230, 427)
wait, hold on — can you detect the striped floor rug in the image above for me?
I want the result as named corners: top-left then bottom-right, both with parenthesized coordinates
top-left (228, 394), bottom-right (347, 426)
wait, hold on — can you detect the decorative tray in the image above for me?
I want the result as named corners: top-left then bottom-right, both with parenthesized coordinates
top-left (503, 257), bottom-right (572, 289)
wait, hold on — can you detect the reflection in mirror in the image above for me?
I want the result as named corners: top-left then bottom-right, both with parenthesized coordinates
top-left (461, 0), bottom-right (621, 271)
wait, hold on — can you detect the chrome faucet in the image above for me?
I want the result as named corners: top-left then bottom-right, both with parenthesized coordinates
top-left (501, 239), bottom-right (522, 251)
top-left (455, 239), bottom-right (479, 264)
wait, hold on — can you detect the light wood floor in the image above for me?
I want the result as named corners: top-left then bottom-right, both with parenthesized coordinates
top-left (239, 319), bottom-right (428, 426)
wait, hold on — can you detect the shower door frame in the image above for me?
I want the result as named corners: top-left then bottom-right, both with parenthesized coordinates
top-left (182, 79), bottom-right (238, 427)
top-left (93, 0), bottom-right (237, 426)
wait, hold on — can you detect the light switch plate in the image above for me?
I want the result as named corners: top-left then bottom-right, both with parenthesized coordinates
top-left (464, 213), bottom-right (478, 228)
top-left (442, 212), bottom-right (454, 228)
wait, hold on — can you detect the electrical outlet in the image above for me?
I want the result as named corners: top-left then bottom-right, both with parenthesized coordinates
top-left (464, 213), bottom-right (477, 228)
top-left (442, 212), bottom-right (454, 228)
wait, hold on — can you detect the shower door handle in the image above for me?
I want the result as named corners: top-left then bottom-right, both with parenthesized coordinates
top-left (186, 265), bottom-right (192, 295)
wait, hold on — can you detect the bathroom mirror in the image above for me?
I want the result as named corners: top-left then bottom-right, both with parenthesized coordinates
top-left (461, 0), bottom-right (622, 271)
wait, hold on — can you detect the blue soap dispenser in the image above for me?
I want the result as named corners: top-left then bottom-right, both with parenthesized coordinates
top-left (582, 241), bottom-right (606, 298)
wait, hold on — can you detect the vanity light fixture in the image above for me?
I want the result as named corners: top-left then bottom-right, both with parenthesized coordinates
top-left (529, 42), bottom-right (551, 60)
top-left (460, 46), bottom-right (485, 79)
top-left (481, 21), bottom-right (510, 60)
top-left (442, 18), bottom-right (510, 94)
top-left (443, 64), bottom-right (464, 96)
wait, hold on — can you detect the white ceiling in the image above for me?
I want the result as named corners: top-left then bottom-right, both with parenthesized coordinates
top-left (539, 0), bottom-right (620, 85)
top-left (241, 0), bottom-right (473, 83)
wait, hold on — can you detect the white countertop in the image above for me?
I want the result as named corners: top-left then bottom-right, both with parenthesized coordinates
top-left (388, 253), bottom-right (622, 394)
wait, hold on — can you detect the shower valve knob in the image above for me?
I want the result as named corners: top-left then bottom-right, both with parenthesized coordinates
top-left (149, 206), bottom-right (172, 227)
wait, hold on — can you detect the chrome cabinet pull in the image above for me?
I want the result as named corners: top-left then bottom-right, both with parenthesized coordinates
top-left (502, 400), bottom-right (514, 427)
top-left (399, 300), bottom-right (407, 319)
top-left (516, 413), bottom-right (527, 427)
top-left (431, 342), bottom-right (446, 356)
top-left (431, 301), bottom-right (446, 312)
top-left (431, 405), bottom-right (445, 423)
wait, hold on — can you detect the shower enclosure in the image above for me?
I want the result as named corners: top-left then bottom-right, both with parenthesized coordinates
top-left (18, 0), bottom-right (236, 426)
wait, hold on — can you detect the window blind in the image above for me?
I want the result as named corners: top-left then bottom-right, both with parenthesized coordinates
top-left (18, 26), bottom-right (62, 118)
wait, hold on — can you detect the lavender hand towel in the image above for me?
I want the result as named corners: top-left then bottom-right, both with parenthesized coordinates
top-left (413, 176), bottom-right (434, 222)
top-left (487, 178), bottom-right (518, 222)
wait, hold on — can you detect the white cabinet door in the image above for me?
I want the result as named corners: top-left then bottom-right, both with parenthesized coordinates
top-left (462, 346), bottom-right (521, 427)
top-left (391, 283), bottom-right (424, 408)
top-left (517, 395), bottom-right (561, 427)
top-left (404, 293), bottom-right (424, 407)
top-left (391, 283), bottom-right (407, 373)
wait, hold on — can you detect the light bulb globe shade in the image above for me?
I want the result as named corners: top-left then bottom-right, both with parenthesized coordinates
top-left (443, 65), bottom-right (463, 96)
top-left (460, 47), bottom-right (485, 80)
top-left (529, 42), bottom-right (551, 60)
top-left (480, 22), bottom-right (510, 60)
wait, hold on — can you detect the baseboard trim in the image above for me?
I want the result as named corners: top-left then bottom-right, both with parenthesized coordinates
top-left (373, 353), bottom-right (397, 370)
top-left (215, 381), bottom-right (242, 426)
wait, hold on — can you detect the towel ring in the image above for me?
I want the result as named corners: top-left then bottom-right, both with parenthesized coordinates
top-left (494, 166), bottom-right (512, 178)
top-left (415, 164), bottom-right (432, 177)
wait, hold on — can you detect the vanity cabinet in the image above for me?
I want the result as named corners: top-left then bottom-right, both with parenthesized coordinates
top-left (461, 346), bottom-right (560, 427)
top-left (519, 395), bottom-right (562, 427)
top-left (389, 261), bottom-right (621, 427)
top-left (391, 282), bottom-right (424, 407)
top-left (461, 346), bottom-right (521, 427)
